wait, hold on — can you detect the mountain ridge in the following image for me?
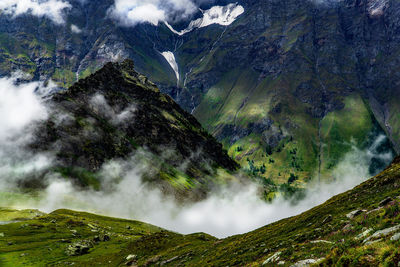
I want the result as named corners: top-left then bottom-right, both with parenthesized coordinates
top-left (27, 59), bottom-right (239, 199)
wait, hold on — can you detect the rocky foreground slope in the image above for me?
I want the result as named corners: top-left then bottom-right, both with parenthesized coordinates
top-left (27, 59), bottom-right (238, 199)
top-left (1, 156), bottom-right (400, 266)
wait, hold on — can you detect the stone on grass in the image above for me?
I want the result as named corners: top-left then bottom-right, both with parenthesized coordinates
top-left (262, 251), bottom-right (282, 265)
top-left (346, 210), bottom-right (362, 219)
top-left (379, 197), bottom-right (393, 207)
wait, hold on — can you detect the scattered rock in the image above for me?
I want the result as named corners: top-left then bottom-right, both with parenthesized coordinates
top-left (342, 224), bottom-right (353, 232)
top-left (322, 215), bottom-right (332, 224)
top-left (346, 210), bottom-right (362, 219)
top-left (160, 256), bottom-right (179, 265)
top-left (379, 197), bottom-right (393, 207)
top-left (126, 225), bottom-right (131, 230)
top-left (290, 258), bottom-right (325, 267)
top-left (391, 233), bottom-right (400, 241)
top-left (363, 224), bottom-right (400, 243)
top-left (125, 254), bottom-right (138, 266)
top-left (355, 228), bottom-right (373, 240)
top-left (262, 251), bottom-right (281, 265)
top-left (66, 240), bottom-right (94, 256)
top-left (126, 255), bottom-right (137, 261)
top-left (278, 261), bottom-right (285, 265)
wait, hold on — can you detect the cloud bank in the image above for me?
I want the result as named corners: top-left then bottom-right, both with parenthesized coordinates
top-left (0, 0), bottom-right (71, 24)
top-left (32, 135), bottom-right (391, 238)
top-left (109, 0), bottom-right (207, 26)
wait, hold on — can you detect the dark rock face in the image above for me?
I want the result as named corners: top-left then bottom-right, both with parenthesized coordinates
top-left (30, 60), bottom-right (238, 196)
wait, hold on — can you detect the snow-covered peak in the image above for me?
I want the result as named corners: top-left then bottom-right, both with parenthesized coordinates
top-left (165, 3), bottom-right (244, 36)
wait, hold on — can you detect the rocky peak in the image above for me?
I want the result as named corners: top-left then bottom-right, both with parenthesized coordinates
top-left (30, 59), bottom-right (239, 197)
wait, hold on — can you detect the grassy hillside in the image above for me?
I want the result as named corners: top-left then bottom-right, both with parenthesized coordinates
top-left (1, 156), bottom-right (400, 266)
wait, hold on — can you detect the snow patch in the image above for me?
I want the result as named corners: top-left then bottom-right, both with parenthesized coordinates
top-left (166, 3), bottom-right (244, 35)
top-left (161, 51), bottom-right (180, 83)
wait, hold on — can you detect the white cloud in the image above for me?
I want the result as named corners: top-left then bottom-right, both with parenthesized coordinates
top-left (0, 0), bottom-right (71, 24)
top-left (0, 74), bottom-right (48, 142)
top-left (70, 24), bottom-right (82, 34)
top-left (0, 74), bottom-right (55, 189)
top-left (109, 0), bottom-right (198, 26)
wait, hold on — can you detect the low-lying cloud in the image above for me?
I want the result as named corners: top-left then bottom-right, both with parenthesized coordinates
top-left (32, 136), bottom-right (391, 238)
top-left (0, 0), bottom-right (71, 24)
top-left (0, 74), bottom-right (394, 238)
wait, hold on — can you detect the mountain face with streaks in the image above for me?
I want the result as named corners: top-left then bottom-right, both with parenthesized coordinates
top-left (0, 0), bottom-right (399, 187)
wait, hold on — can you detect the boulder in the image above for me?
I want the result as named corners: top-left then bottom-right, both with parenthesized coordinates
top-left (390, 233), bottom-right (400, 241)
top-left (262, 251), bottom-right (281, 265)
top-left (346, 210), bottom-right (362, 219)
top-left (290, 258), bottom-right (325, 267)
top-left (66, 240), bottom-right (93, 256)
top-left (363, 224), bottom-right (400, 243)
top-left (355, 228), bottom-right (373, 240)
top-left (126, 255), bottom-right (137, 261)
top-left (379, 197), bottom-right (393, 207)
